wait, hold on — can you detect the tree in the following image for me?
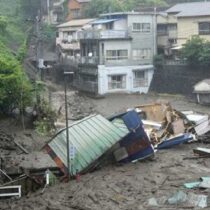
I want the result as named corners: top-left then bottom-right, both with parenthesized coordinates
top-left (83, 0), bottom-right (123, 18)
top-left (0, 16), bottom-right (8, 34)
top-left (19, 0), bottom-right (41, 19)
top-left (199, 41), bottom-right (210, 66)
top-left (181, 36), bottom-right (204, 66)
top-left (181, 36), bottom-right (210, 66)
top-left (83, 0), bottom-right (167, 17)
top-left (0, 42), bottom-right (31, 114)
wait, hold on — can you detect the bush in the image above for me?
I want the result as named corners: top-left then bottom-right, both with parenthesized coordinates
top-left (181, 36), bottom-right (210, 66)
top-left (0, 16), bottom-right (8, 33)
top-left (34, 100), bottom-right (56, 135)
top-left (0, 42), bottom-right (31, 113)
top-left (153, 54), bottom-right (164, 69)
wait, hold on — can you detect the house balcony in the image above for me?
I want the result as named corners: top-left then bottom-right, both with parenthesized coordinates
top-left (78, 29), bottom-right (131, 40)
top-left (78, 56), bottom-right (153, 66)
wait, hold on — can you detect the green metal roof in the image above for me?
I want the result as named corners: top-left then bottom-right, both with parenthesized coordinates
top-left (111, 118), bottom-right (129, 133)
top-left (48, 114), bottom-right (128, 175)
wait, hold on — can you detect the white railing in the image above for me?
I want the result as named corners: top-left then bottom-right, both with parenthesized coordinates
top-left (0, 185), bottom-right (21, 198)
top-left (80, 56), bottom-right (99, 64)
top-left (78, 30), bottom-right (130, 40)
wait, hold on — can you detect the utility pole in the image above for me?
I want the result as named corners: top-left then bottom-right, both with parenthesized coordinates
top-left (36, 0), bottom-right (44, 80)
top-left (153, 7), bottom-right (157, 56)
top-left (47, 0), bottom-right (50, 24)
top-left (64, 71), bottom-right (74, 180)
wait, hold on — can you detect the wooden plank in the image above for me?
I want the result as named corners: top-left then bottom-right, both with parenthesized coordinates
top-left (14, 140), bottom-right (29, 154)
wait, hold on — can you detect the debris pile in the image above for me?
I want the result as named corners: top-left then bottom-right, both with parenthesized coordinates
top-left (133, 103), bottom-right (210, 149)
top-left (1, 101), bottom-right (210, 202)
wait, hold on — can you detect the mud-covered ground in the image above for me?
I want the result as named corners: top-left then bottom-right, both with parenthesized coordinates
top-left (1, 91), bottom-right (210, 210)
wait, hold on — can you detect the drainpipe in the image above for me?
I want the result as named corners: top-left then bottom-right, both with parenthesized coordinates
top-left (153, 7), bottom-right (157, 56)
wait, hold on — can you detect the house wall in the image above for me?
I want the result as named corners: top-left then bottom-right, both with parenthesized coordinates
top-left (67, 0), bottom-right (81, 20)
top-left (67, 0), bottom-right (88, 20)
top-left (99, 39), bottom-right (132, 65)
top-left (177, 16), bottom-right (210, 46)
top-left (98, 65), bottom-right (154, 95)
top-left (127, 14), bottom-right (156, 62)
top-left (113, 19), bottom-right (127, 30)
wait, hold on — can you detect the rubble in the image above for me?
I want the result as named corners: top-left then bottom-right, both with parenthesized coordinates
top-left (1, 99), bottom-right (210, 207)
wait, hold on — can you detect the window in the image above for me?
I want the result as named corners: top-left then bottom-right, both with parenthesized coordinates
top-left (132, 23), bottom-right (151, 32)
top-left (157, 24), bottom-right (168, 35)
top-left (71, 9), bottom-right (80, 18)
top-left (199, 22), bottom-right (210, 35)
top-left (108, 75), bottom-right (126, 90)
top-left (132, 49), bottom-right (152, 60)
top-left (106, 50), bottom-right (128, 60)
top-left (133, 71), bottom-right (148, 88)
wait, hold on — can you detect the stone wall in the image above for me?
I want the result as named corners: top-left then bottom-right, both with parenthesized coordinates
top-left (150, 65), bottom-right (210, 95)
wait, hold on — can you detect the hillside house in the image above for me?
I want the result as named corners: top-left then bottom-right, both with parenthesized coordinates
top-left (157, 2), bottom-right (210, 56)
top-left (74, 12), bottom-right (156, 95)
top-left (56, 18), bottom-right (94, 64)
top-left (67, 0), bottom-right (91, 20)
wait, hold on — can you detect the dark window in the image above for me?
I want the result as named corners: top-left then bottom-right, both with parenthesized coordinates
top-left (199, 22), bottom-right (210, 35)
top-left (157, 24), bottom-right (168, 35)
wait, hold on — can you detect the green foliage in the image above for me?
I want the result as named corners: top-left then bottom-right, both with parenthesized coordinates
top-left (34, 100), bottom-right (56, 135)
top-left (0, 42), bottom-right (31, 113)
top-left (83, 0), bottom-right (123, 17)
top-left (0, 16), bottom-right (8, 34)
top-left (153, 54), bottom-right (164, 68)
top-left (198, 41), bottom-right (210, 66)
top-left (41, 23), bottom-right (56, 42)
top-left (19, 0), bottom-right (41, 19)
top-left (181, 36), bottom-right (210, 66)
top-left (17, 40), bottom-right (27, 62)
top-left (83, 0), bottom-right (167, 17)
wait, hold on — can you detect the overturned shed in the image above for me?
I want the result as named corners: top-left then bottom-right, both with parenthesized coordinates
top-left (110, 111), bottom-right (154, 162)
top-left (44, 114), bottom-right (129, 176)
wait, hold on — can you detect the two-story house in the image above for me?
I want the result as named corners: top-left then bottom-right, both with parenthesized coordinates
top-left (75, 12), bottom-right (156, 95)
top-left (67, 0), bottom-right (91, 20)
top-left (157, 2), bottom-right (210, 56)
top-left (56, 18), bottom-right (94, 64)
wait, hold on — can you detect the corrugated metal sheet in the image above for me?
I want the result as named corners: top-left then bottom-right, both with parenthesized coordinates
top-left (91, 19), bottom-right (119, 25)
top-left (46, 114), bottom-right (128, 175)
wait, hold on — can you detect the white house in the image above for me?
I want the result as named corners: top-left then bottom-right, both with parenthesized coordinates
top-left (75, 12), bottom-right (156, 95)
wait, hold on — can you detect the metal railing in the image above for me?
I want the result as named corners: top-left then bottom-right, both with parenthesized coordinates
top-left (78, 29), bottom-right (130, 40)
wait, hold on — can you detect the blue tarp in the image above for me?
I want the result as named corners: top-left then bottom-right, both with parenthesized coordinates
top-left (122, 110), bottom-right (143, 132)
top-left (111, 111), bottom-right (154, 163)
top-left (156, 133), bottom-right (193, 150)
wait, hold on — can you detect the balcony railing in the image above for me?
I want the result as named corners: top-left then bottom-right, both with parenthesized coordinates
top-left (80, 56), bottom-right (99, 65)
top-left (78, 30), bottom-right (130, 40)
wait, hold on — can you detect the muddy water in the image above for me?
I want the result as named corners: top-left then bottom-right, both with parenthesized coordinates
top-left (90, 93), bottom-right (210, 117)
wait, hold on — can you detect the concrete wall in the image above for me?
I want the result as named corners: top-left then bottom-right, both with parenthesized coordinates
top-left (150, 65), bottom-right (210, 95)
top-left (177, 16), bottom-right (210, 46)
top-left (98, 65), bottom-right (154, 95)
top-left (127, 14), bottom-right (156, 61)
top-left (113, 19), bottom-right (127, 30)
